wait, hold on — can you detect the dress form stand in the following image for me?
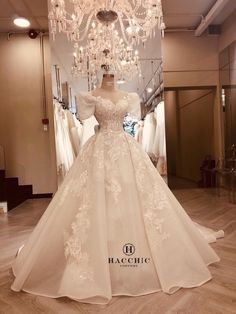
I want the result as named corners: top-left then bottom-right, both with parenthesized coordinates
top-left (92, 74), bottom-right (128, 103)
top-left (101, 74), bottom-right (116, 91)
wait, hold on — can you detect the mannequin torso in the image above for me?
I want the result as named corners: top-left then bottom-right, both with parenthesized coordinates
top-left (91, 74), bottom-right (128, 104)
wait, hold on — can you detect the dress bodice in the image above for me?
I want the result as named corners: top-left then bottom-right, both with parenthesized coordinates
top-left (77, 92), bottom-right (140, 133)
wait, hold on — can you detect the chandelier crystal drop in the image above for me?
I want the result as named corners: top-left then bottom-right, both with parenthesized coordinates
top-left (72, 22), bottom-right (141, 82)
top-left (49, 0), bottom-right (165, 45)
top-left (71, 23), bottom-right (141, 83)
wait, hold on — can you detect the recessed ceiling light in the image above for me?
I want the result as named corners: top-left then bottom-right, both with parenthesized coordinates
top-left (13, 17), bottom-right (30, 28)
top-left (146, 87), bottom-right (153, 93)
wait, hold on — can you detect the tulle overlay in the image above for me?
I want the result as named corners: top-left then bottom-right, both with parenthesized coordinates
top-left (11, 93), bottom-right (223, 304)
top-left (12, 130), bottom-right (221, 304)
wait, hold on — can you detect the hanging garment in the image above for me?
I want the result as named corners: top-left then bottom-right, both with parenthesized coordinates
top-left (12, 92), bottom-right (224, 305)
top-left (80, 115), bottom-right (98, 146)
top-left (65, 110), bottom-right (83, 156)
top-left (142, 112), bottom-right (156, 157)
top-left (53, 101), bottom-right (75, 184)
top-left (153, 102), bottom-right (167, 175)
top-left (71, 114), bottom-right (83, 155)
top-left (135, 120), bottom-right (144, 144)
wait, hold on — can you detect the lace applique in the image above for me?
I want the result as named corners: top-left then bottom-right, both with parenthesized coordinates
top-left (93, 146), bottom-right (104, 170)
top-left (103, 132), bottom-right (131, 202)
top-left (105, 177), bottom-right (121, 203)
top-left (94, 96), bottom-right (128, 133)
top-left (64, 202), bottom-right (94, 281)
top-left (64, 202), bottom-right (94, 280)
top-left (126, 135), bottom-right (171, 246)
top-left (63, 166), bottom-right (94, 281)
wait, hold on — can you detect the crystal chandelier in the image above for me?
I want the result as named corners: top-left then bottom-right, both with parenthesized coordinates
top-left (71, 22), bottom-right (141, 83)
top-left (49, 0), bottom-right (165, 45)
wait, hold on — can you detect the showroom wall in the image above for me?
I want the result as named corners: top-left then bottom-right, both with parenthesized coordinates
top-left (0, 34), bottom-right (57, 194)
top-left (164, 91), bottom-right (178, 175)
top-left (219, 9), bottom-right (236, 51)
top-left (165, 89), bottom-right (214, 182)
top-left (162, 10), bottom-right (236, 174)
top-left (162, 32), bottom-right (219, 88)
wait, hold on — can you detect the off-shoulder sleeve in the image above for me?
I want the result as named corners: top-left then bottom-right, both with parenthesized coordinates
top-left (76, 93), bottom-right (96, 120)
top-left (127, 92), bottom-right (141, 119)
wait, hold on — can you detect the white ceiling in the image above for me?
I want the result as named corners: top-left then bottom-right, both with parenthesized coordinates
top-left (0, 0), bottom-right (48, 32)
top-left (1, 0), bottom-right (235, 33)
top-left (162, 0), bottom-right (236, 30)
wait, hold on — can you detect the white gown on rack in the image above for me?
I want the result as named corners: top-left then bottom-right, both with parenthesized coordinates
top-left (53, 101), bottom-right (75, 182)
top-left (142, 112), bottom-right (156, 156)
top-left (65, 111), bottom-right (83, 157)
top-left (153, 102), bottom-right (168, 175)
top-left (11, 92), bottom-right (224, 304)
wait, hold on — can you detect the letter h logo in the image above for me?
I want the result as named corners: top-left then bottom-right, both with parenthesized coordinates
top-left (123, 243), bottom-right (135, 256)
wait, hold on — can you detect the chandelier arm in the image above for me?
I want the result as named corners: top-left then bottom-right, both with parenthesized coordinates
top-left (117, 14), bottom-right (131, 46)
top-left (77, 14), bottom-right (95, 42)
top-left (133, 0), bottom-right (142, 11)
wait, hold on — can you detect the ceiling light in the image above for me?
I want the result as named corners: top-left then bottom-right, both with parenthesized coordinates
top-left (13, 17), bottom-right (30, 28)
top-left (146, 87), bottom-right (153, 93)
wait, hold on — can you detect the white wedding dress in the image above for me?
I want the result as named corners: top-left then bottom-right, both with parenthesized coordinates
top-left (11, 92), bottom-right (224, 304)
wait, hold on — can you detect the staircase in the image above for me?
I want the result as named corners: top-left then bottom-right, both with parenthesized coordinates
top-left (0, 169), bottom-right (33, 211)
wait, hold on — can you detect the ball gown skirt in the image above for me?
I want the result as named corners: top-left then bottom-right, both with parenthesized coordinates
top-left (11, 93), bottom-right (224, 304)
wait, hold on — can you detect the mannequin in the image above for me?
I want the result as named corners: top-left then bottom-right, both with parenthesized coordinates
top-left (92, 73), bottom-right (128, 104)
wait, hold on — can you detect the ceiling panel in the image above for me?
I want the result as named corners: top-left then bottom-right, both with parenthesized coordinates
top-left (23, 0), bottom-right (49, 17)
top-left (0, 0), bottom-right (15, 18)
top-left (0, 0), bottom-right (48, 32)
top-left (162, 0), bottom-right (217, 14)
top-left (162, 0), bottom-right (217, 29)
top-left (1, 0), bottom-right (235, 33)
top-left (213, 0), bottom-right (236, 24)
top-left (163, 0), bottom-right (236, 30)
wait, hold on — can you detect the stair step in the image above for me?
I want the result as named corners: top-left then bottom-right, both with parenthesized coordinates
top-left (0, 178), bottom-right (19, 194)
top-left (0, 178), bottom-right (19, 202)
top-left (17, 185), bottom-right (33, 197)
top-left (0, 172), bottom-right (33, 210)
top-left (4, 177), bottom-right (19, 189)
top-left (0, 184), bottom-right (32, 203)
top-left (8, 197), bottom-right (27, 210)
top-left (0, 169), bottom-right (5, 180)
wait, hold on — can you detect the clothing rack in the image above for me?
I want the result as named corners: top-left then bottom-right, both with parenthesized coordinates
top-left (53, 96), bottom-right (67, 110)
top-left (53, 96), bottom-right (82, 123)
top-left (54, 65), bottom-right (62, 102)
top-left (143, 93), bottom-right (164, 118)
